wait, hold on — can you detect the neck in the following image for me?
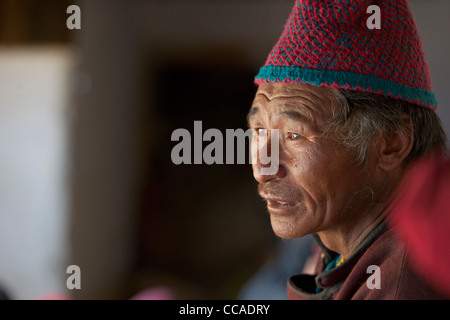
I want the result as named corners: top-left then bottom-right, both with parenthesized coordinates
top-left (317, 208), bottom-right (388, 260)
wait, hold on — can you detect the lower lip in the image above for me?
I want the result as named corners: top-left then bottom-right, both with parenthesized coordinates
top-left (266, 200), bottom-right (299, 214)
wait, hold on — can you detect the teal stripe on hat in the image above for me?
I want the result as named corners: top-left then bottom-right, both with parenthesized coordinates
top-left (255, 65), bottom-right (438, 109)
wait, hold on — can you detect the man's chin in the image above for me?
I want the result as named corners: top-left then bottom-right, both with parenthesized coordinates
top-left (269, 214), bottom-right (308, 239)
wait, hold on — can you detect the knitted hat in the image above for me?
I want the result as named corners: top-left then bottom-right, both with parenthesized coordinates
top-left (255, 0), bottom-right (437, 109)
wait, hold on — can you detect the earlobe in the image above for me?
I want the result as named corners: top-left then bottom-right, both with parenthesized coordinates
top-left (377, 116), bottom-right (414, 171)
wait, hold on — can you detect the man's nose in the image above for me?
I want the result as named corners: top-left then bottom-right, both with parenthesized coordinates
top-left (252, 131), bottom-right (286, 183)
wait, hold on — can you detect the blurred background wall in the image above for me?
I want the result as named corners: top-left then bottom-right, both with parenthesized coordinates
top-left (0, 0), bottom-right (448, 300)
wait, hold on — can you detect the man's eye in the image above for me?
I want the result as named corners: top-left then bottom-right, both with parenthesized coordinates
top-left (257, 128), bottom-right (268, 137)
top-left (287, 132), bottom-right (302, 140)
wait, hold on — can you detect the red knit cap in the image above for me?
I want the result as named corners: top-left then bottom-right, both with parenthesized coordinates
top-left (255, 0), bottom-right (437, 109)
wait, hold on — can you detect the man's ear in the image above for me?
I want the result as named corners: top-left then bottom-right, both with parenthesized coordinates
top-left (376, 114), bottom-right (414, 171)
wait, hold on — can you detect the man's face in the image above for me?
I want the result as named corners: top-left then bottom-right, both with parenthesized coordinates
top-left (248, 83), bottom-right (377, 239)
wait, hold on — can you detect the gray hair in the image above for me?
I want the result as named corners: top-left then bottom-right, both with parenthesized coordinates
top-left (326, 89), bottom-right (447, 166)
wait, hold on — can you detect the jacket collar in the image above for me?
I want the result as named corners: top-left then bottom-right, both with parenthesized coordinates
top-left (288, 221), bottom-right (387, 299)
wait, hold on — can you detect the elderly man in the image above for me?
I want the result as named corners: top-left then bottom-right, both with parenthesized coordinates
top-left (248, 0), bottom-right (447, 299)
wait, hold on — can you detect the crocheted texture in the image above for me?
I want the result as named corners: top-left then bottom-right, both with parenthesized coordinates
top-left (255, 0), bottom-right (437, 109)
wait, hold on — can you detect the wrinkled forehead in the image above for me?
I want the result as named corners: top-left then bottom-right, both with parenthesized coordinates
top-left (249, 83), bottom-right (337, 123)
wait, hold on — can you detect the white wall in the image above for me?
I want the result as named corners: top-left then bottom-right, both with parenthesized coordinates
top-left (0, 47), bottom-right (74, 299)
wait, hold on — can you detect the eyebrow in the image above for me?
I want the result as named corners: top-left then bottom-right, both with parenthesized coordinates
top-left (247, 107), bottom-right (311, 127)
top-left (276, 110), bottom-right (311, 123)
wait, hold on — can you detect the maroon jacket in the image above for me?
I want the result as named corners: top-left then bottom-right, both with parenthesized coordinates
top-left (389, 155), bottom-right (450, 298)
top-left (287, 222), bottom-right (446, 300)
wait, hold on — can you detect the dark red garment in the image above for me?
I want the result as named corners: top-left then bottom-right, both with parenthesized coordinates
top-left (389, 155), bottom-right (450, 298)
top-left (287, 222), bottom-right (445, 300)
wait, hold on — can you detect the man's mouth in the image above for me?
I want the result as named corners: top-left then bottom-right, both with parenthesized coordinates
top-left (261, 194), bottom-right (299, 212)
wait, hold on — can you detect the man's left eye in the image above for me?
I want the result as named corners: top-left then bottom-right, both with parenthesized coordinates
top-left (257, 128), bottom-right (268, 137)
top-left (287, 132), bottom-right (302, 140)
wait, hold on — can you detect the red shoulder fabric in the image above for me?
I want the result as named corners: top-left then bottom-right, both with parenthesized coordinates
top-left (389, 155), bottom-right (450, 298)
